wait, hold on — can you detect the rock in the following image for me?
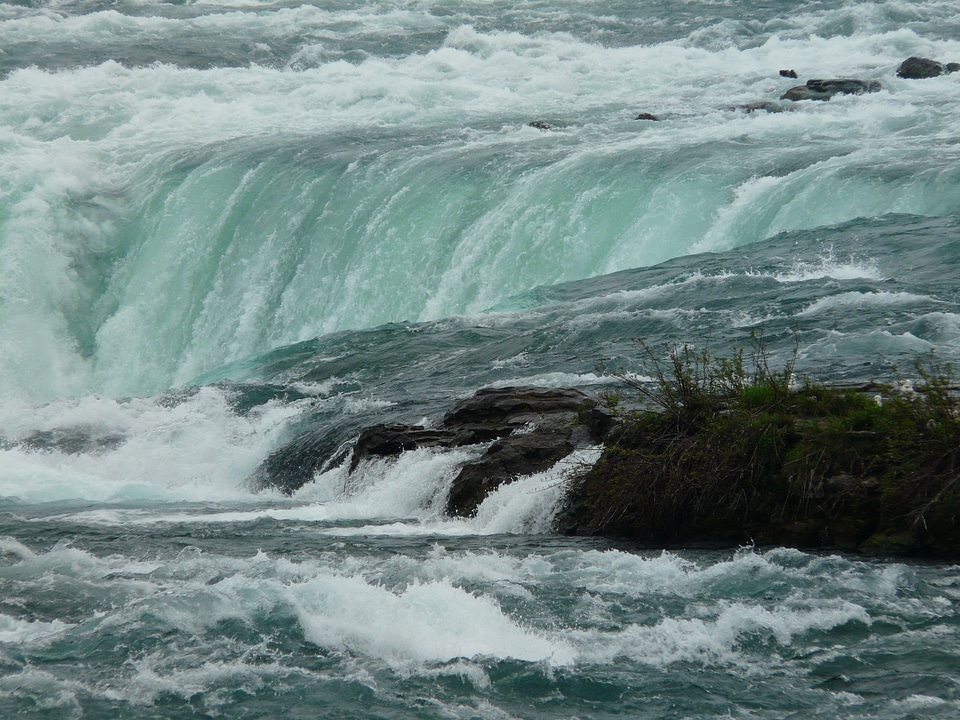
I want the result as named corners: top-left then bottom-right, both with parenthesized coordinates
top-left (528, 121), bottom-right (552, 130)
top-left (247, 385), bottom-right (604, 500)
top-left (779, 69), bottom-right (798, 79)
top-left (349, 423), bottom-right (455, 472)
top-left (442, 386), bottom-right (593, 430)
top-left (780, 78), bottom-right (881, 101)
top-left (896, 56), bottom-right (944, 79)
top-left (948, 63), bottom-right (960, 74)
top-left (445, 431), bottom-right (576, 517)
top-left (635, 112), bottom-right (659, 121)
top-left (246, 425), bottom-right (353, 494)
top-left (438, 387), bottom-right (603, 517)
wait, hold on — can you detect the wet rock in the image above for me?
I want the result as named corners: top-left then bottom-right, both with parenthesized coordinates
top-left (779, 69), bottom-right (798, 79)
top-left (248, 386), bottom-right (604, 499)
top-left (441, 386), bottom-right (594, 431)
top-left (349, 387), bottom-right (603, 515)
top-left (246, 426), bottom-right (353, 494)
top-left (349, 423), bottom-right (455, 472)
top-left (445, 431), bottom-right (576, 517)
top-left (896, 56), bottom-right (947, 79)
top-left (780, 78), bottom-right (881, 101)
top-left (635, 112), bottom-right (659, 121)
top-left (528, 121), bottom-right (552, 130)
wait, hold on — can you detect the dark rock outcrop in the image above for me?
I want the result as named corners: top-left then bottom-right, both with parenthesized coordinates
top-left (528, 121), bottom-right (552, 130)
top-left (344, 386), bottom-right (608, 516)
top-left (780, 78), bottom-right (881, 101)
top-left (249, 386), bottom-right (607, 498)
top-left (896, 56), bottom-right (959, 79)
top-left (349, 424), bottom-right (456, 472)
top-left (442, 386), bottom-right (593, 430)
top-left (779, 69), bottom-right (798, 79)
top-left (445, 431), bottom-right (576, 517)
top-left (635, 112), bottom-right (659, 121)
top-left (557, 375), bottom-right (960, 558)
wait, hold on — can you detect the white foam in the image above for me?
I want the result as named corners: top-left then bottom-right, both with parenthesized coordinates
top-left (769, 253), bottom-right (882, 283)
top-left (569, 600), bottom-right (871, 668)
top-left (290, 574), bottom-right (575, 668)
top-left (0, 386), bottom-right (306, 504)
top-left (799, 290), bottom-right (935, 316)
top-left (0, 669), bottom-right (84, 715)
top-left (0, 615), bottom-right (74, 645)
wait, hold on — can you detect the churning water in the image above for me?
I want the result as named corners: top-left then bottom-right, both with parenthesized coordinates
top-left (2, 0), bottom-right (960, 717)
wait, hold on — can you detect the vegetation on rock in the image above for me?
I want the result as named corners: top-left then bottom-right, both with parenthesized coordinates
top-left (560, 335), bottom-right (960, 557)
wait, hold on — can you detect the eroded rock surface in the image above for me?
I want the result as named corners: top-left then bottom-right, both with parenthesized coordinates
top-left (781, 78), bottom-right (881, 101)
top-left (896, 56), bottom-right (959, 79)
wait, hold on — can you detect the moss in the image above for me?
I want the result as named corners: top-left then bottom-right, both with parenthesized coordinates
top-left (562, 339), bottom-right (960, 558)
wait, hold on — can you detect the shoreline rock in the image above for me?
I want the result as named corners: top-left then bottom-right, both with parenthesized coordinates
top-left (348, 386), bottom-right (608, 518)
top-left (556, 378), bottom-right (960, 560)
top-left (250, 376), bottom-right (960, 559)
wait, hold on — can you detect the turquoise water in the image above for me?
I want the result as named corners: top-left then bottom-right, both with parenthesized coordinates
top-left (2, 0), bottom-right (960, 717)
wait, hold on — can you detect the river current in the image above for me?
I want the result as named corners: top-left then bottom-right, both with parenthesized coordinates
top-left (2, 0), bottom-right (960, 717)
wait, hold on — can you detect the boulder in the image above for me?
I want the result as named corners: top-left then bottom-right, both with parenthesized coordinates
top-left (896, 56), bottom-right (945, 79)
top-left (528, 121), bottom-right (552, 130)
top-left (442, 386), bottom-right (594, 430)
top-left (779, 69), bottom-right (798, 79)
top-left (445, 431), bottom-right (576, 517)
top-left (780, 78), bottom-right (881, 101)
top-left (247, 386), bottom-right (606, 499)
top-left (349, 424), bottom-right (456, 472)
top-left (635, 112), bottom-right (659, 121)
top-left (328, 389), bottom-right (596, 460)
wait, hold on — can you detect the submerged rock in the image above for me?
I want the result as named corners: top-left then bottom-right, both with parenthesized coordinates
top-left (246, 425), bottom-right (354, 495)
top-left (445, 431), bottom-right (576, 517)
top-left (780, 78), bottom-right (881, 101)
top-left (635, 112), bottom-right (659, 121)
top-left (779, 69), bottom-right (798, 79)
top-left (528, 121), bottom-right (553, 130)
top-left (735, 101), bottom-right (788, 114)
top-left (13, 428), bottom-right (126, 455)
top-left (347, 386), bottom-right (608, 516)
top-left (349, 423), bottom-right (455, 471)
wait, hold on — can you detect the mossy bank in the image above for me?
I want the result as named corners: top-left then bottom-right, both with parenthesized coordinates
top-left (559, 341), bottom-right (960, 558)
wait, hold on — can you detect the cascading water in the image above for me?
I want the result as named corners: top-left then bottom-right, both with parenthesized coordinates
top-left (2, 0), bottom-right (960, 717)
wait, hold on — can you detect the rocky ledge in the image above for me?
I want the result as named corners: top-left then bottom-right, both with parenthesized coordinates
top-left (251, 368), bottom-right (960, 558)
top-left (557, 363), bottom-right (960, 559)
top-left (349, 386), bottom-right (612, 517)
